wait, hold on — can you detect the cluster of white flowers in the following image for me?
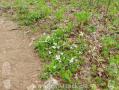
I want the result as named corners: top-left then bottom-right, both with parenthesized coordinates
top-left (70, 44), bottom-right (78, 49)
top-left (52, 42), bottom-right (60, 49)
top-left (69, 57), bottom-right (78, 63)
top-left (55, 54), bottom-right (62, 63)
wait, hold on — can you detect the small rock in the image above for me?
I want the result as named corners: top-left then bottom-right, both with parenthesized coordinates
top-left (43, 77), bottom-right (59, 90)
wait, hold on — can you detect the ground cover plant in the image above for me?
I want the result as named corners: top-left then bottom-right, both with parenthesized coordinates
top-left (0, 0), bottom-right (119, 89)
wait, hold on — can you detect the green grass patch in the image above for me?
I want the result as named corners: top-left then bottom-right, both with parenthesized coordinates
top-left (35, 24), bottom-right (87, 83)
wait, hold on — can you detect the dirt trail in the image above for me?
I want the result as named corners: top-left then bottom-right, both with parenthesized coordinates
top-left (0, 17), bottom-right (41, 90)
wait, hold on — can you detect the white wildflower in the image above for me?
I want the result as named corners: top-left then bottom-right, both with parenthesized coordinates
top-left (55, 55), bottom-right (60, 60)
top-left (52, 46), bottom-right (56, 49)
top-left (79, 32), bottom-right (84, 36)
top-left (70, 58), bottom-right (75, 63)
top-left (72, 44), bottom-right (77, 48)
top-left (79, 51), bottom-right (82, 54)
top-left (60, 52), bottom-right (64, 55)
top-left (57, 46), bottom-right (60, 49)
top-left (70, 46), bottom-right (73, 49)
top-left (49, 51), bottom-right (52, 54)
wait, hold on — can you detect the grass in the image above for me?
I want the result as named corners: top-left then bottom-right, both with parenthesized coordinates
top-left (15, 0), bottom-right (51, 25)
top-left (54, 7), bottom-right (66, 21)
top-left (1, 0), bottom-right (119, 89)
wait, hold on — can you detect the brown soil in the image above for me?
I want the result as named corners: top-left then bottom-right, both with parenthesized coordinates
top-left (0, 17), bottom-right (41, 90)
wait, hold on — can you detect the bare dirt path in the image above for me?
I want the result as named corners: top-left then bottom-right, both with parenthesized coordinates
top-left (0, 17), bottom-right (41, 90)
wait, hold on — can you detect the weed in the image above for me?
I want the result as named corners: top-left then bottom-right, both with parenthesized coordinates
top-left (75, 11), bottom-right (91, 25)
top-left (51, 0), bottom-right (58, 6)
top-left (55, 7), bottom-right (65, 21)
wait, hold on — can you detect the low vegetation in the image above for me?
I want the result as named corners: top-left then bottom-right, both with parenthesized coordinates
top-left (1, 0), bottom-right (119, 89)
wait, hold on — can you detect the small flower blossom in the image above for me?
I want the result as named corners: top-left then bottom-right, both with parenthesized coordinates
top-left (55, 55), bottom-right (61, 60)
top-left (79, 51), bottom-right (82, 54)
top-left (57, 46), bottom-right (60, 49)
top-left (79, 32), bottom-right (84, 36)
top-left (70, 46), bottom-right (73, 49)
top-left (70, 57), bottom-right (75, 63)
top-left (52, 46), bottom-right (56, 49)
top-left (60, 52), bottom-right (64, 55)
top-left (48, 51), bottom-right (52, 54)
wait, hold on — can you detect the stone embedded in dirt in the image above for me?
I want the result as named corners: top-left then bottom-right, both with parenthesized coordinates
top-left (3, 79), bottom-right (11, 90)
top-left (27, 83), bottom-right (37, 90)
top-left (43, 77), bottom-right (59, 90)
